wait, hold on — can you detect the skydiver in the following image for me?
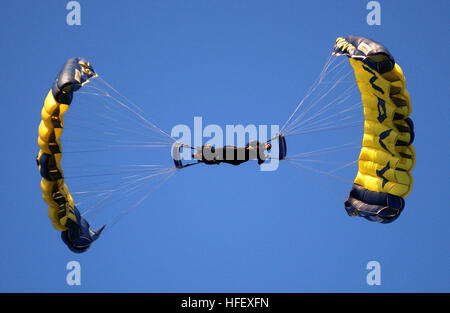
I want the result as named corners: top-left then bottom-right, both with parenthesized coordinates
top-left (192, 141), bottom-right (272, 166)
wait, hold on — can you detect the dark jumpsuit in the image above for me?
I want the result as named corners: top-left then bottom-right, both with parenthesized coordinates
top-left (199, 142), bottom-right (268, 165)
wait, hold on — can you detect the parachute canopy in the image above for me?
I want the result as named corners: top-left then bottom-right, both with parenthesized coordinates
top-left (333, 36), bottom-right (415, 223)
top-left (37, 58), bottom-right (104, 253)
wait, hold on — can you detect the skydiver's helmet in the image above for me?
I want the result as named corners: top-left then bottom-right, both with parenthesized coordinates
top-left (61, 207), bottom-right (105, 253)
top-left (265, 143), bottom-right (272, 151)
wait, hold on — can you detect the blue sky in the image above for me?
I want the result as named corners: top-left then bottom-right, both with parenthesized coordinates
top-left (0, 0), bottom-right (449, 292)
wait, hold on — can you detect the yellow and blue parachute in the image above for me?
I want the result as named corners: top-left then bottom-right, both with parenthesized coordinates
top-left (333, 36), bottom-right (415, 223)
top-left (37, 58), bottom-right (104, 253)
top-left (37, 37), bottom-right (414, 254)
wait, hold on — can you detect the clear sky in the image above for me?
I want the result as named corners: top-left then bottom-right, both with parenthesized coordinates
top-left (0, 0), bottom-right (448, 292)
